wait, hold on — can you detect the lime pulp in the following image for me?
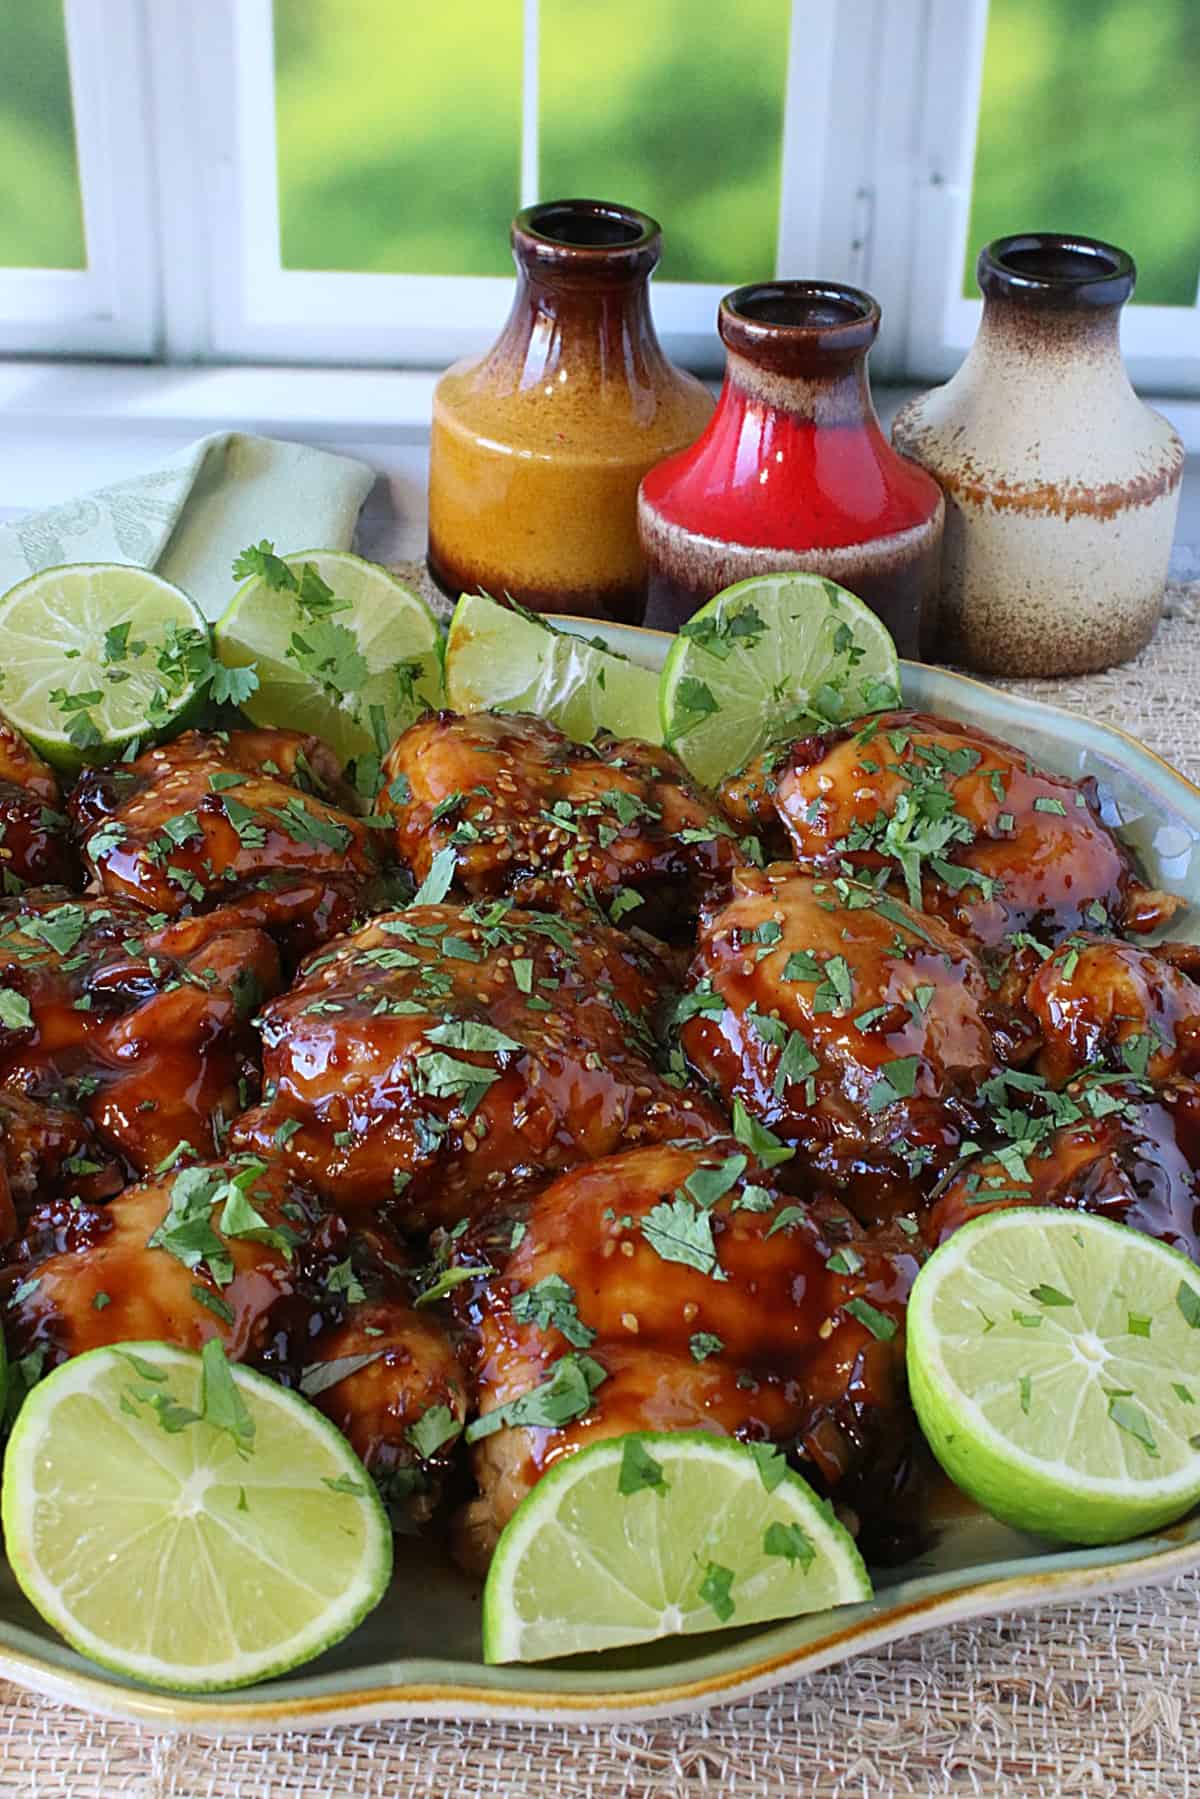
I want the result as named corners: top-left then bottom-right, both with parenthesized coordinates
top-left (1, 1341), bottom-right (392, 1690)
top-left (482, 1430), bottom-right (871, 1664)
top-left (444, 591), bottom-right (663, 745)
top-left (658, 572), bottom-right (901, 788)
top-left (907, 1208), bottom-right (1200, 1545)
top-left (0, 564), bottom-right (210, 772)
top-left (214, 549), bottom-right (445, 764)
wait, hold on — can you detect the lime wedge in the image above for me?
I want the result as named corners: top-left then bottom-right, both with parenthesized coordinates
top-left (214, 548), bottom-right (445, 763)
top-left (658, 573), bottom-right (901, 787)
top-left (0, 564), bottom-right (210, 772)
top-left (481, 1431), bottom-right (870, 1664)
top-left (1, 1340), bottom-right (392, 1690)
top-left (444, 590), bottom-right (662, 745)
top-left (907, 1208), bottom-right (1200, 1545)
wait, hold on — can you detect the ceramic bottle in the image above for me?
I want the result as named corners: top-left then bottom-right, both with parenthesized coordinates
top-left (891, 234), bottom-right (1184, 675)
top-left (427, 199), bottom-right (714, 624)
top-left (637, 281), bottom-right (944, 656)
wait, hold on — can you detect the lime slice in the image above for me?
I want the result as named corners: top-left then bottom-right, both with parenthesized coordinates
top-left (444, 590), bottom-right (662, 745)
top-left (658, 573), bottom-right (901, 787)
top-left (907, 1209), bottom-right (1200, 1545)
top-left (1, 1340), bottom-right (392, 1690)
top-left (0, 564), bottom-right (209, 772)
top-left (215, 549), bottom-right (445, 763)
top-left (481, 1431), bottom-right (871, 1664)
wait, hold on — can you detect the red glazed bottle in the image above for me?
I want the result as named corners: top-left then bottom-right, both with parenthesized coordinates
top-left (638, 282), bottom-right (944, 656)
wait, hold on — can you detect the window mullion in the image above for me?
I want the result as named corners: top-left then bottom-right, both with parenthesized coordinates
top-left (902, 0), bottom-right (990, 380)
top-left (139, 0), bottom-right (237, 362)
top-left (519, 0), bottom-right (540, 208)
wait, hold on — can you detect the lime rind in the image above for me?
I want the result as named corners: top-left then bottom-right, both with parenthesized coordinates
top-left (445, 591), bottom-right (663, 745)
top-left (1, 1341), bottom-right (392, 1691)
top-left (907, 1209), bottom-right (1200, 1544)
top-left (215, 549), bottom-right (445, 763)
top-left (0, 564), bottom-right (210, 770)
top-left (658, 573), bottom-right (901, 788)
top-left (482, 1430), bottom-right (871, 1664)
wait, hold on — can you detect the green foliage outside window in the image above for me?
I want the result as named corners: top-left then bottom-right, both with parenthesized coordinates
top-left (966, 0), bottom-right (1200, 304)
top-left (0, 0), bottom-right (85, 270)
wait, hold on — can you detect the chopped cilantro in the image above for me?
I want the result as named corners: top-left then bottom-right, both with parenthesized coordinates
top-left (511, 1275), bottom-right (596, 1348)
top-left (618, 1436), bottom-right (668, 1495)
top-left (465, 1353), bottom-right (607, 1442)
top-left (407, 1403), bottom-right (461, 1460)
top-left (697, 1560), bottom-right (735, 1622)
top-left (763, 1520), bottom-right (815, 1570)
top-left (640, 1195), bottom-right (727, 1280)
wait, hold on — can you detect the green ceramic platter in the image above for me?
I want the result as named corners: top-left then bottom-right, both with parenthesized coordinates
top-left (1, 625), bottom-right (1196, 1736)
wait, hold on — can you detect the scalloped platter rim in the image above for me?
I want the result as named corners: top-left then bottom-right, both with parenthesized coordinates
top-left (1, 622), bottom-right (1197, 1737)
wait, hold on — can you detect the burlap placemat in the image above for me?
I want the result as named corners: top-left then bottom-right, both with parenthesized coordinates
top-left (1, 577), bottom-right (1197, 1799)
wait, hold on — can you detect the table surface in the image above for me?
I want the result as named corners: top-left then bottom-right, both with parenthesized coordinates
top-left (0, 490), bottom-right (1197, 1794)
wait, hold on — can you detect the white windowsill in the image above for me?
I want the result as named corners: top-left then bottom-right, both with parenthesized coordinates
top-left (1, 359), bottom-right (1198, 569)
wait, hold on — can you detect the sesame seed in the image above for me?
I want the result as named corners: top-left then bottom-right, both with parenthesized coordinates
top-left (621, 1312), bottom-right (639, 1334)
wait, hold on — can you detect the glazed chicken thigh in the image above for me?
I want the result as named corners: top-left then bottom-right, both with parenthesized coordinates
top-left (0, 1154), bottom-right (467, 1513)
top-left (720, 711), bottom-right (1178, 948)
top-left (1024, 934), bottom-right (1200, 1086)
top-left (927, 1075), bottom-right (1200, 1263)
top-left (380, 710), bottom-right (750, 939)
top-left (0, 1087), bottom-right (120, 1245)
top-left (70, 728), bottom-right (385, 957)
top-left (0, 720), bottom-right (78, 892)
top-left (0, 886), bottom-right (281, 1178)
top-left (448, 1141), bottom-right (922, 1565)
top-left (232, 899), bottom-right (723, 1231)
top-left (678, 864), bottom-right (1032, 1221)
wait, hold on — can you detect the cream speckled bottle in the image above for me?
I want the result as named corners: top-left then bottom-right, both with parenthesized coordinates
top-left (892, 234), bottom-right (1183, 676)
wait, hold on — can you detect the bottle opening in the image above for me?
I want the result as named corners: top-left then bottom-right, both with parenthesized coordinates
top-left (516, 199), bottom-right (659, 259)
top-left (720, 281), bottom-right (881, 370)
top-left (730, 285), bottom-right (874, 332)
top-left (979, 234), bottom-right (1135, 307)
top-left (531, 205), bottom-right (646, 249)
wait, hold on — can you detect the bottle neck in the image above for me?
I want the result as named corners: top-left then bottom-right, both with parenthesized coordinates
top-left (488, 264), bottom-right (671, 393)
top-left (972, 288), bottom-right (1127, 374)
top-left (722, 346), bottom-right (879, 430)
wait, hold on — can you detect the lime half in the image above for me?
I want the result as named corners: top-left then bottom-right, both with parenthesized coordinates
top-left (0, 564), bottom-right (209, 772)
top-left (445, 591), bottom-right (662, 745)
top-left (482, 1431), bottom-right (870, 1664)
top-left (1, 1341), bottom-right (392, 1690)
top-left (908, 1209), bottom-right (1200, 1545)
top-left (659, 573), bottom-right (901, 787)
top-left (215, 548), bottom-right (445, 763)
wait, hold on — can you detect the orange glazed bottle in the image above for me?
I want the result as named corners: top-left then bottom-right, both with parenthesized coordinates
top-left (427, 199), bottom-right (713, 624)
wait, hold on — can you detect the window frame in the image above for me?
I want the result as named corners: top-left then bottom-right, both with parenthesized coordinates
top-left (154, 0), bottom-right (838, 372)
top-left (1, 0), bottom-right (1196, 393)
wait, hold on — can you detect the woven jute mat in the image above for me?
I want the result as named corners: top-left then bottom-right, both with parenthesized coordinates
top-left (1, 578), bottom-right (1198, 1799)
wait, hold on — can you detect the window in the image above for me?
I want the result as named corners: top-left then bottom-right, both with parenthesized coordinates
top-left (2, 0), bottom-right (1198, 390)
top-left (0, 0), bottom-right (158, 356)
top-left (902, 0), bottom-right (1200, 388)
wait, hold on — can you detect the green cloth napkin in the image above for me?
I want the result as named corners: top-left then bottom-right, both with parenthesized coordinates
top-left (0, 433), bottom-right (376, 621)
